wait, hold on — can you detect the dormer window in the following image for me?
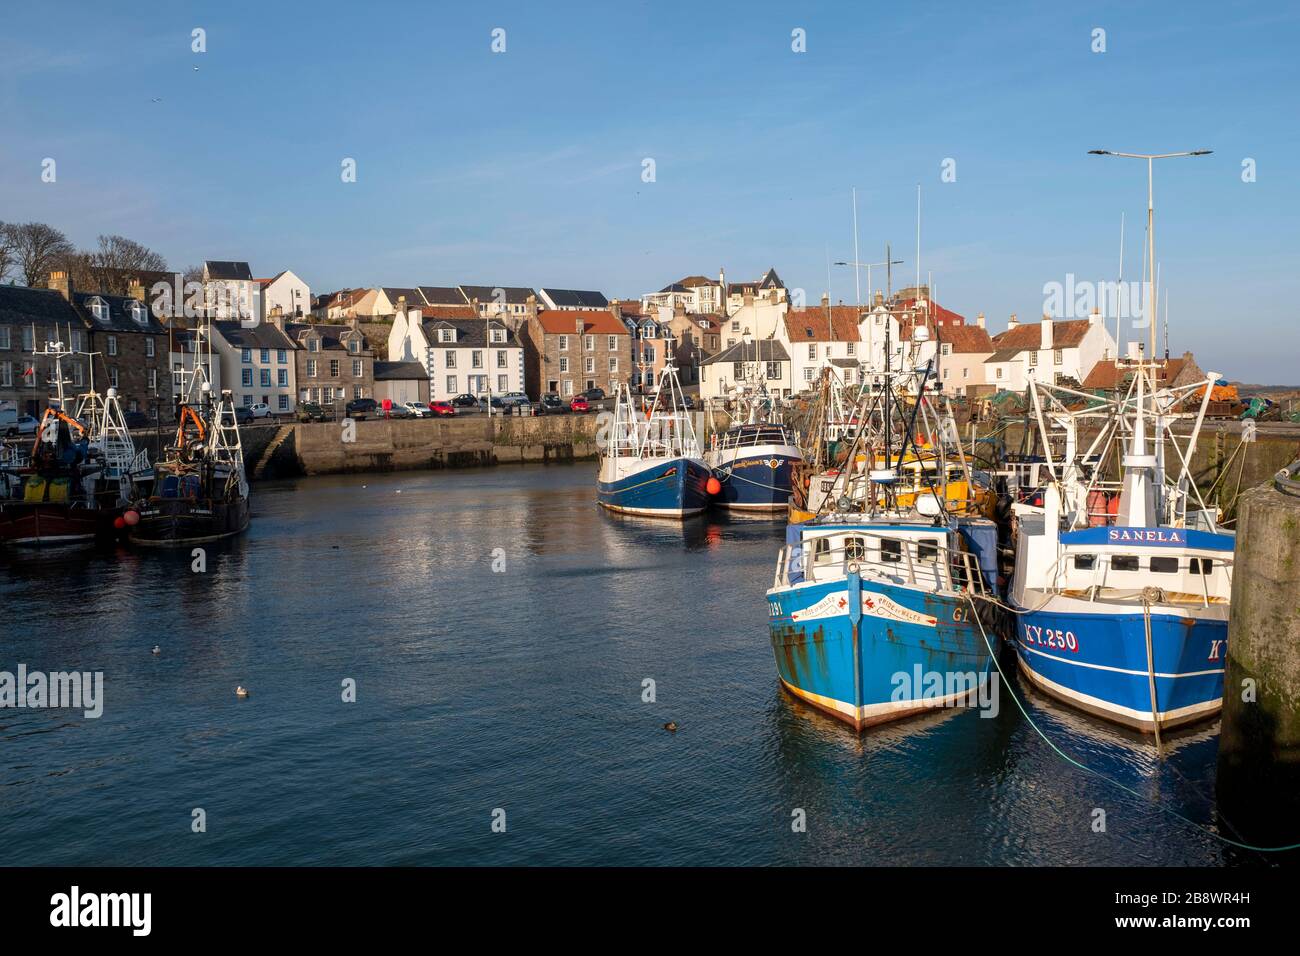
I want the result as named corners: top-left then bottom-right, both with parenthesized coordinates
top-left (129, 301), bottom-right (147, 325)
top-left (438, 328), bottom-right (455, 344)
top-left (490, 327), bottom-right (506, 344)
top-left (309, 338), bottom-right (320, 352)
top-left (348, 338), bottom-right (360, 353)
top-left (90, 298), bottom-right (108, 323)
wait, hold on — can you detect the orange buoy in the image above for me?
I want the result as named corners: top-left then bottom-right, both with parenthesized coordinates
top-left (706, 477), bottom-right (722, 496)
top-left (113, 516), bottom-right (126, 530)
top-left (123, 509), bottom-right (140, 526)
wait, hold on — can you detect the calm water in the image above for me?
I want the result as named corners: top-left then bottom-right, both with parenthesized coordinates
top-left (0, 464), bottom-right (1260, 865)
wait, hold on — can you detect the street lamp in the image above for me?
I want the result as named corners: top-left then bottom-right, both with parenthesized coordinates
top-left (1087, 149), bottom-right (1212, 359)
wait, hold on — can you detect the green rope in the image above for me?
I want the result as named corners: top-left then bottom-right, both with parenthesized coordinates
top-left (966, 593), bottom-right (1300, 854)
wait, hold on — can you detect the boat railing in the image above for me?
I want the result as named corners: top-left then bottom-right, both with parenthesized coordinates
top-left (774, 531), bottom-right (987, 597)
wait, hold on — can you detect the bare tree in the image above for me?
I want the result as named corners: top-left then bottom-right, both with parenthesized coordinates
top-left (8, 222), bottom-right (75, 287)
top-left (0, 222), bottom-right (16, 283)
top-left (78, 234), bottom-right (169, 295)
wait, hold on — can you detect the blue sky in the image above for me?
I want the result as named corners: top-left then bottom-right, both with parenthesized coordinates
top-left (2, 0), bottom-right (1297, 381)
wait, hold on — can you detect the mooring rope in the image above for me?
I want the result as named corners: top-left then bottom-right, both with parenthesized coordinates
top-left (965, 592), bottom-right (1300, 854)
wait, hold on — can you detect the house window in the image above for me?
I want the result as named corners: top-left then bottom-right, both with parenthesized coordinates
top-left (0, 328), bottom-right (10, 349)
top-left (147, 368), bottom-right (157, 393)
top-left (1054, 349), bottom-right (1063, 365)
top-left (846, 342), bottom-right (855, 356)
top-left (309, 338), bottom-right (320, 352)
top-left (445, 352), bottom-right (456, 368)
top-left (962, 368), bottom-right (969, 379)
top-left (1028, 351), bottom-right (1037, 367)
top-left (353, 385), bottom-right (363, 399)
top-left (260, 369), bottom-right (271, 387)
top-left (731, 321), bottom-right (740, 332)
top-left (0, 362), bottom-right (11, 387)
top-left (243, 394), bottom-right (253, 407)
top-left (242, 369), bottom-right (253, 387)
top-left (607, 335), bottom-right (617, 351)
top-left (562, 379), bottom-right (574, 396)
top-left (438, 328), bottom-right (454, 344)
top-left (351, 358), bottom-right (362, 377)
top-left (330, 359), bottom-right (339, 377)
top-left (91, 299), bottom-right (108, 322)
top-left (608, 357), bottom-right (618, 372)
top-left (803, 367), bottom-right (814, 382)
top-left (278, 369), bottom-right (288, 387)
top-left (559, 357), bottom-right (569, 373)
top-left (733, 362), bottom-right (745, 379)
top-left (348, 339), bottom-right (360, 353)
top-left (584, 357), bottom-right (594, 374)
top-left (21, 326), bottom-right (34, 351)
top-left (496, 352), bottom-right (507, 369)
top-left (446, 375), bottom-right (457, 393)
top-left (584, 335), bottom-right (594, 350)
top-left (995, 367), bottom-right (1003, 380)
top-left (807, 343), bottom-right (816, 360)
top-left (241, 348), bottom-right (251, 363)
top-left (643, 346), bottom-right (655, 363)
top-left (498, 374), bottom-right (508, 391)
top-left (278, 395), bottom-right (289, 411)
top-left (472, 351), bottom-right (483, 368)
top-left (71, 330), bottom-right (83, 351)
top-left (307, 359), bottom-right (317, 378)
top-left (107, 335), bottom-right (118, 357)
top-left (260, 348), bottom-right (270, 363)
top-left (278, 349), bottom-right (287, 364)
top-left (145, 337), bottom-right (155, 358)
top-left (766, 361), bottom-right (780, 380)
top-left (73, 364), bottom-right (84, 387)
top-left (490, 328), bottom-right (506, 343)
top-left (558, 335), bottom-right (568, 351)
top-left (109, 367), bottom-right (119, 388)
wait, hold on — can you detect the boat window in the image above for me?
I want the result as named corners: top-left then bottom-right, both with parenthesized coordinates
top-left (1111, 555), bottom-right (1139, 572)
top-left (813, 537), bottom-right (835, 565)
top-left (845, 537), bottom-right (867, 562)
top-left (880, 539), bottom-right (902, 563)
top-left (1073, 554), bottom-right (1096, 570)
top-left (1151, 556), bottom-right (1179, 573)
top-left (1190, 557), bottom-right (1214, 575)
top-left (917, 538), bottom-right (940, 563)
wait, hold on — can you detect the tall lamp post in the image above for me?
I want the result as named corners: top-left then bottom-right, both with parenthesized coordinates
top-left (834, 255), bottom-right (904, 307)
top-left (1087, 149), bottom-right (1212, 359)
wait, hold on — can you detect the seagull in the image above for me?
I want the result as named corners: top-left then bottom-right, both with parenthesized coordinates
top-left (150, 97), bottom-right (162, 104)
top-left (663, 721), bottom-right (677, 733)
top-left (235, 686), bottom-right (249, 698)
top-left (151, 645), bottom-right (161, 655)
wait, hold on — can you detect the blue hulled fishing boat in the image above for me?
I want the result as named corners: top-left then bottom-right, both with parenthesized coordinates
top-left (766, 363), bottom-right (1001, 730)
top-left (597, 353), bottom-right (710, 518)
top-left (706, 355), bottom-right (801, 512)
top-left (1009, 360), bottom-right (1233, 735)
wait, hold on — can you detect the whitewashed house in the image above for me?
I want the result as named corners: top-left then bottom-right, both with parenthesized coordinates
top-left (699, 338), bottom-right (792, 405)
top-left (781, 304), bottom-right (864, 390)
top-left (202, 260), bottom-right (257, 322)
top-left (984, 312), bottom-right (1117, 391)
top-left (387, 308), bottom-right (524, 401)
top-left (258, 269), bottom-right (311, 321)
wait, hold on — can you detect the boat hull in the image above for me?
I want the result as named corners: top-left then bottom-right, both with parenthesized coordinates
top-left (0, 503), bottom-right (117, 547)
top-left (707, 443), bottom-right (800, 511)
top-left (597, 456), bottom-right (711, 518)
top-left (1011, 601), bottom-right (1226, 733)
top-left (767, 576), bottom-right (995, 730)
top-left (129, 496), bottom-right (250, 547)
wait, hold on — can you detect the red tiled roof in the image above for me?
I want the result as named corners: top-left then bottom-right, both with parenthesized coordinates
top-left (937, 323), bottom-right (994, 353)
top-left (536, 309), bottom-right (628, 336)
top-left (991, 318), bottom-right (1091, 351)
top-left (784, 305), bottom-right (861, 342)
top-left (896, 297), bottom-right (965, 326)
top-left (1081, 356), bottom-right (1193, 390)
top-left (417, 304), bottom-right (477, 320)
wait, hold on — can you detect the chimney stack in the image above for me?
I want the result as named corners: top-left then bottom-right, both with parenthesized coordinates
top-left (1041, 312), bottom-right (1054, 350)
top-left (1007, 313), bottom-right (1019, 330)
top-left (127, 279), bottom-right (146, 302)
top-left (48, 270), bottom-right (72, 301)
top-left (976, 312), bottom-right (985, 330)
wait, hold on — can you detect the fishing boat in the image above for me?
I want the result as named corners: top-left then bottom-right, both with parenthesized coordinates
top-left (597, 347), bottom-right (710, 518)
top-left (705, 346), bottom-right (802, 512)
top-left (766, 365), bottom-right (1002, 730)
top-left (0, 343), bottom-right (142, 547)
top-left (1008, 360), bottom-right (1233, 734)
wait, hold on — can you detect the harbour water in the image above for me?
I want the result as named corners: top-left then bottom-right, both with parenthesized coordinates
top-left (0, 464), bottom-right (1256, 865)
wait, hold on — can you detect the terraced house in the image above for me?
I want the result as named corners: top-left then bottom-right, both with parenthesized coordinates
top-left (60, 277), bottom-right (168, 418)
top-left (287, 319), bottom-right (373, 410)
top-left (211, 317), bottom-right (298, 413)
top-left (0, 284), bottom-right (87, 416)
top-left (523, 309), bottom-right (631, 399)
top-left (386, 309), bottom-right (524, 402)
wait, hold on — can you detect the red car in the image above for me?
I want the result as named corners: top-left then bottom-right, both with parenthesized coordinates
top-left (569, 396), bottom-right (590, 413)
top-left (429, 401), bottom-right (457, 417)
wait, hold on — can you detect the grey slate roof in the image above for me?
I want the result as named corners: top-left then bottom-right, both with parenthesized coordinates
top-left (985, 348), bottom-right (1021, 363)
top-left (374, 360), bottom-right (429, 381)
top-left (701, 339), bottom-right (790, 365)
top-left (417, 286), bottom-right (469, 306)
top-left (214, 320), bottom-right (297, 350)
top-left (285, 322), bottom-right (368, 353)
top-left (382, 287), bottom-right (422, 308)
top-left (0, 285), bottom-right (83, 327)
top-left (71, 292), bottom-right (167, 334)
top-left (541, 288), bottom-right (609, 308)
top-left (205, 261), bottom-right (253, 281)
top-left (458, 285), bottom-right (535, 305)
top-left (421, 317), bottom-right (519, 348)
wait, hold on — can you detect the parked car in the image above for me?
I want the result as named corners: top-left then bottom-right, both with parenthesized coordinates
top-left (4, 414), bottom-right (40, 438)
top-left (429, 401), bottom-right (457, 417)
top-left (345, 398), bottom-right (379, 420)
top-left (247, 402), bottom-right (275, 420)
top-left (569, 396), bottom-right (591, 414)
top-left (384, 403), bottom-right (412, 419)
top-left (297, 402), bottom-right (327, 423)
top-left (402, 402), bottom-right (430, 418)
top-left (539, 393), bottom-right (569, 414)
top-left (232, 406), bottom-right (255, 425)
top-left (122, 411), bottom-right (154, 429)
top-left (579, 387), bottom-right (606, 402)
top-left (449, 393), bottom-right (480, 408)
